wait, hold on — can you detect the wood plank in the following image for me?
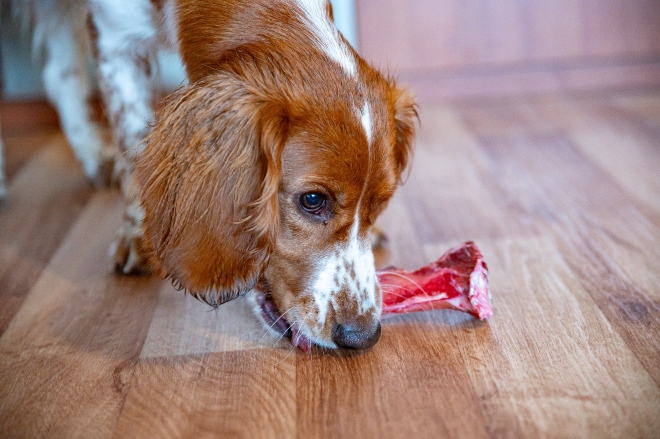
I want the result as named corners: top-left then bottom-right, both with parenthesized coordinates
top-left (402, 103), bottom-right (660, 436)
top-left (568, 98), bottom-right (660, 214)
top-left (465, 124), bottom-right (660, 385)
top-left (438, 236), bottom-right (660, 438)
top-left (0, 134), bottom-right (93, 334)
top-left (397, 104), bottom-right (537, 245)
top-left (1, 128), bottom-right (57, 181)
top-left (138, 284), bottom-right (292, 359)
top-left (113, 272), bottom-right (299, 438)
top-left (2, 91), bottom-right (660, 438)
top-left (0, 192), bottom-right (162, 438)
top-left (461, 93), bottom-right (660, 215)
top-left (296, 312), bottom-right (490, 439)
top-left (113, 350), bottom-right (296, 439)
top-left (0, 100), bottom-right (59, 136)
top-left (373, 190), bottom-right (426, 270)
top-left (611, 90), bottom-right (660, 126)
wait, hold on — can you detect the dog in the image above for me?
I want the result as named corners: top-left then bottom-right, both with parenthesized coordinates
top-left (3, 0), bottom-right (417, 351)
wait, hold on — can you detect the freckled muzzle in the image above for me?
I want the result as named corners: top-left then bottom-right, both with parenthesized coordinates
top-left (253, 285), bottom-right (382, 352)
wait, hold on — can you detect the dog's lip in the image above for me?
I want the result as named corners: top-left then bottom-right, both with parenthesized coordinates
top-left (254, 289), bottom-right (313, 353)
top-left (256, 291), bottom-right (291, 335)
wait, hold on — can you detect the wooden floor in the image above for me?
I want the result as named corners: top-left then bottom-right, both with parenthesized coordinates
top-left (1, 90), bottom-right (659, 438)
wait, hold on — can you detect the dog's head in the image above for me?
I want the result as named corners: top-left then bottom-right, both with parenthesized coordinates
top-left (136, 6), bottom-right (417, 351)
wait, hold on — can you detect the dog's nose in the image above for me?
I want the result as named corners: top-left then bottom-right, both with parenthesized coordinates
top-left (332, 321), bottom-right (381, 350)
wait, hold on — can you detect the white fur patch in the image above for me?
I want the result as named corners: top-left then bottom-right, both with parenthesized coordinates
top-left (97, 57), bottom-right (154, 157)
top-left (311, 251), bottom-right (340, 325)
top-left (308, 97), bottom-right (380, 331)
top-left (22, 0), bottom-right (108, 180)
top-left (360, 101), bottom-right (373, 146)
top-left (296, 0), bottom-right (357, 77)
top-left (342, 212), bottom-right (378, 313)
top-left (89, 0), bottom-right (157, 157)
top-left (310, 211), bottom-right (379, 326)
top-left (43, 46), bottom-right (106, 178)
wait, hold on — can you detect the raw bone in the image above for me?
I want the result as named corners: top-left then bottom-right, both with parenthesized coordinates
top-left (378, 241), bottom-right (492, 320)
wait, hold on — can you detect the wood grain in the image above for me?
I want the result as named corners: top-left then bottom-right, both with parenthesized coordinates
top-left (449, 237), bottom-right (660, 438)
top-left (114, 350), bottom-right (296, 439)
top-left (457, 95), bottom-right (660, 385)
top-left (0, 134), bottom-right (93, 334)
top-left (296, 315), bottom-right (490, 439)
top-left (1, 92), bottom-right (659, 438)
top-left (0, 191), bottom-right (162, 438)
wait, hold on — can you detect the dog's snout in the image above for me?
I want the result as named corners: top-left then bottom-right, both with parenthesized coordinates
top-left (332, 321), bottom-right (381, 350)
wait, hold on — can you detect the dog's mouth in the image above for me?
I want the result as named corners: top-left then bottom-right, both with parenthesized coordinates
top-left (253, 289), bottom-right (313, 353)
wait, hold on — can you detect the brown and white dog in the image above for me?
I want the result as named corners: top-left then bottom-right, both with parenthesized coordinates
top-left (3, 0), bottom-right (417, 351)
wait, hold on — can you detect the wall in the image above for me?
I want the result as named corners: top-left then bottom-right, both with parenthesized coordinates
top-left (357, 0), bottom-right (660, 100)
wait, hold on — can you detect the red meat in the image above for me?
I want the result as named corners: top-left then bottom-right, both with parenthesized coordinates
top-left (378, 241), bottom-right (492, 320)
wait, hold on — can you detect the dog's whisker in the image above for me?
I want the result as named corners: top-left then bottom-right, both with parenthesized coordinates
top-left (379, 283), bottom-right (409, 289)
top-left (381, 291), bottom-right (411, 300)
top-left (378, 283), bottom-right (417, 296)
top-left (273, 343), bottom-right (297, 368)
top-left (378, 271), bottom-right (430, 296)
top-left (378, 284), bottom-right (416, 299)
top-left (274, 319), bottom-right (298, 347)
top-left (258, 305), bottom-right (294, 344)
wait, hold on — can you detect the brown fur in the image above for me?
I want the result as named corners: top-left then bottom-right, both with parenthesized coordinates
top-left (135, 71), bottom-right (287, 304)
top-left (136, 0), bottom-right (417, 343)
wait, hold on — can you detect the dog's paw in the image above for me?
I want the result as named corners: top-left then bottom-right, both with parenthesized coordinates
top-left (110, 221), bottom-right (152, 275)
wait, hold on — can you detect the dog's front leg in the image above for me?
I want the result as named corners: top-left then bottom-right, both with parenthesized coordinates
top-left (88, 0), bottom-right (158, 274)
top-left (38, 1), bottom-right (115, 187)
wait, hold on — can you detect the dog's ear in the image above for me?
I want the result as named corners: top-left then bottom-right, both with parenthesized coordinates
top-left (389, 85), bottom-right (418, 180)
top-left (135, 73), bottom-right (287, 306)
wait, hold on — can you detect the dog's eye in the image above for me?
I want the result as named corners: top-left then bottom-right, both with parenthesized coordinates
top-left (300, 192), bottom-right (327, 214)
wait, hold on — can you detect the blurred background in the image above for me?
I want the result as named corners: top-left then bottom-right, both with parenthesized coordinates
top-left (0, 0), bottom-right (358, 100)
top-left (357, 0), bottom-right (660, 100)
top-left (1, 0), bottom-right (659, 102)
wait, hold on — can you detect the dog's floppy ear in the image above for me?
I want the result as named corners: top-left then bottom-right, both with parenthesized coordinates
top-left (389, 84), bottom-right (418, 180)
top-left (135, 73), bottom-right (287, 306)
